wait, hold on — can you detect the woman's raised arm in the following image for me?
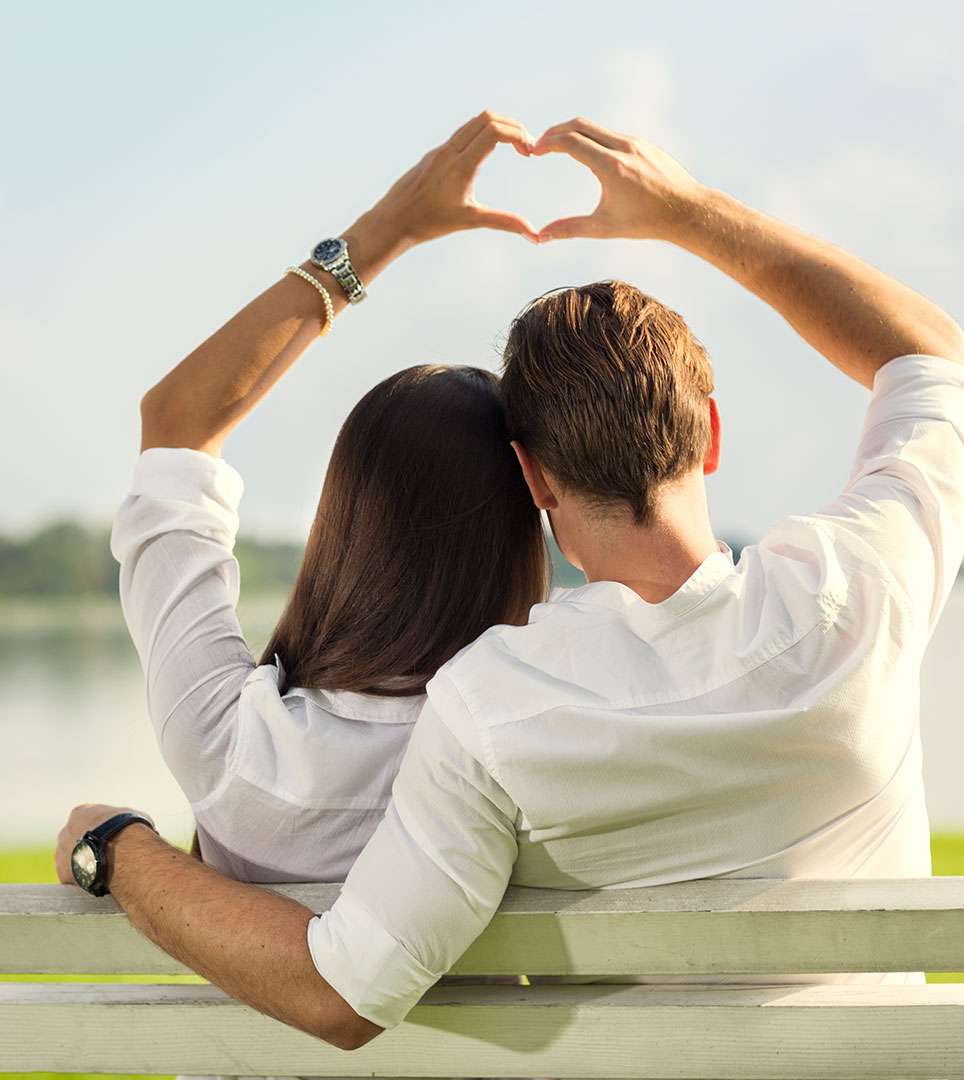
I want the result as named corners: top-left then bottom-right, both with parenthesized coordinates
top-left (140, 111), bottom-right (536, 455)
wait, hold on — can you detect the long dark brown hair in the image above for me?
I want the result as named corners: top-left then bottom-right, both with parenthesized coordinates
top-left (260, 364), bottom-right (549, 696)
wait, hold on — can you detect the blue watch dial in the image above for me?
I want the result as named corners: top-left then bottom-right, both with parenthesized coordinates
top-left (312, 239), bottom-right (345, 266)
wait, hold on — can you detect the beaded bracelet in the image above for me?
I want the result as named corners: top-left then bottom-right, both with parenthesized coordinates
top-left (285, 266), bottom-right (335, 335)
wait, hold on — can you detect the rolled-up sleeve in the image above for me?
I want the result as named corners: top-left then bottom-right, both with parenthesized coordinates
top-left (306, 679), bottom-right (519, 1029)
top-left (815, 354), bottom-right (964, 631)
top-left (110, 448), bottom-right (256, 805)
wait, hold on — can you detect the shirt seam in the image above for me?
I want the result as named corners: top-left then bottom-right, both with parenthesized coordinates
top-left (435, 673), bottom-right (504, 787)
top-left (858, 415), bottom-right (961, 456)
top-left (191, 676), bottom-right (252, 815)
top-left (803, 510), bottom-right (917, 629)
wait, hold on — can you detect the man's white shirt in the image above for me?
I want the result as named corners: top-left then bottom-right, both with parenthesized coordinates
top-left (306, 355), bottom-right (964, 1027)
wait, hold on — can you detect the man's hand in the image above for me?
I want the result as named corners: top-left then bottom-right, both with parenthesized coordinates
top-left (55, 803), bottom-right (150, 885)
top-left (531, 117), bottom-right (704, 242)
top-left (532, 118), bottom-right (963, 384)
top-left (55, 801), bottom-right (379, 1049)
top-left (359, 110), bottom-right (538, 251)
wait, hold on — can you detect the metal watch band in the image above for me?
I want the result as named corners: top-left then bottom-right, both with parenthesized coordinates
top-left (309, 239), bottom-right (368, 305)
top-left (329, 254), bottom-right (367, 305)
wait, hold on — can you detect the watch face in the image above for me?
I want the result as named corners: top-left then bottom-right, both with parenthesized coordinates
top-left (71, 840), bottom-right (99, 891)
top-left (312, 238), bottom-right (345, 267)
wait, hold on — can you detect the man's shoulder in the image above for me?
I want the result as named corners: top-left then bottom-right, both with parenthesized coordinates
top-left (430, 590), bottom-right (620, 726)
top-left (445, 589), bottom-right (595, 672)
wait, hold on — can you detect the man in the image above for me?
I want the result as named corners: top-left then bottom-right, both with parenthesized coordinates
top-left (57, 116), bottom-right (964, 1050)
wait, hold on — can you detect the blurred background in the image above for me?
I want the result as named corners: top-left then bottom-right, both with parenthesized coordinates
top-left (1, 1), bottom-right (962, 861)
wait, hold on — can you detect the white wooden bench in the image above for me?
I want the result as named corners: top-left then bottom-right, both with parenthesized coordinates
top-left (3, 878), bottom-right (964, 1077)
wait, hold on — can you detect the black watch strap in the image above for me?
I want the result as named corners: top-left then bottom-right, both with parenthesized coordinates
top-left (73, 813), bottom-right (156, 896)
top-left (88, 812), bottom-right (156, 846)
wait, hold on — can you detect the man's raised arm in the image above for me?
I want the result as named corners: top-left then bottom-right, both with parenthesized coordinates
top-left (533, 118), bottom-right (964, 386)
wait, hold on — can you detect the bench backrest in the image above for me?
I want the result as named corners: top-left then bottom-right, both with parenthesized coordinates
top-left (3, 878), bottom-right (964, 1077)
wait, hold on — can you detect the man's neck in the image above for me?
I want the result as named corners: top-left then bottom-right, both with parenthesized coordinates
top-left (561, 474), bottom-right (720, 604)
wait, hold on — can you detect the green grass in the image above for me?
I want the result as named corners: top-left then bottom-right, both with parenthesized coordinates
top-left (2, 837), bottom-right (963, 1078)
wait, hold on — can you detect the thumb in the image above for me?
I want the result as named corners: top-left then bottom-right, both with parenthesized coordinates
top-left (469, 204), bottom-right (539, 243)
top-left (537, 215), bottom-right (601, 242)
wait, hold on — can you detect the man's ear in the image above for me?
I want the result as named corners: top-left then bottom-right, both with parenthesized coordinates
top-left (511, 441), bottom-right (559, 510)
top-left (703, 398), bottom-right (722, 476)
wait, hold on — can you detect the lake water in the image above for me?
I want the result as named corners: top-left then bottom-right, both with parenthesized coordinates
top-left (2, 583), bottom-right (962, 847)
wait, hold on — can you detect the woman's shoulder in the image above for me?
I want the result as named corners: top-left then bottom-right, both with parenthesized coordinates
top-left (241, 663), bottom-right (424, 726)
top-left (226, 664), bottom-right (424, 806)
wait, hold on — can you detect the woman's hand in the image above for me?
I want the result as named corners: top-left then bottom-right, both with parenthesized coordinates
top-left (138, 112), bottom-right (537, 456)
top-left (530, 117), bottom-right (705, 242)
top-left (354, 111), bottom-right (539, 255)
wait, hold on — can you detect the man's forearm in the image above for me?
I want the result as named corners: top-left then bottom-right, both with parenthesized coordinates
top-left (532, 121), bottom-right (962, 385)
top-left (671, 187), bottom-right (964, 387)
top-left (106, 824), bottom-right (380, 1049)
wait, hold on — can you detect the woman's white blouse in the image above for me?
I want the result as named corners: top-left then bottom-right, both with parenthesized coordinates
top-left (111, 449), bottom-right (424, 884)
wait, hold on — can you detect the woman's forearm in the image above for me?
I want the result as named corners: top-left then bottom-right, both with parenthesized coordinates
top-left (139, 111), bottom-right (538, 454)
top-left (140, 209), bottom-right (409, 455)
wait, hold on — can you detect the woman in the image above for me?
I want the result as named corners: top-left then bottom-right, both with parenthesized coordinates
top-left (111, 112), bottom-right (549, 882)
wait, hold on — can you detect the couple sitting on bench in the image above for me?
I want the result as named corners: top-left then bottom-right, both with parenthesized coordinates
top-left (55, 111), bottom-right (964, 1050)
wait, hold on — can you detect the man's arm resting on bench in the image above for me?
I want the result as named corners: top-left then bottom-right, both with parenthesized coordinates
top-left (55, 807), bottom-right (381, 1050)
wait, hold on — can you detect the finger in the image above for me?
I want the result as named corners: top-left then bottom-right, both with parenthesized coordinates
top-left (537, 215), bottom-right (603, 242)
top-left (450, 110), bottom-right (532, 154)
top-left (530, 131), bottom-right (612, 175)
top-left (448, 112), bottom-right (490, 152)
top-left (538, 116), bottom-right (634, 151)
top-left (55, 843), bottom-right (71, 884)
top-left (461, 118), bottom-right (535, 164)
top-left (468, 204), bottom-right (539, 242)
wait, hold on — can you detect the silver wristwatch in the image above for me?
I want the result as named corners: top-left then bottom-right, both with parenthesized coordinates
top-left (309, 238), bottom-right (367, 304)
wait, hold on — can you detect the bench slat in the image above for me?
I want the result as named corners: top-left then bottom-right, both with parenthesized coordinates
top-left (3, 880), bottom-right (964, 975)
top-left (3, 982), bottom-right (964, 1078)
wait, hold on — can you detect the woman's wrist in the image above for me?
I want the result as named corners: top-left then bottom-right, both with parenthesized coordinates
top-left (342, 208), bottom-right (416, 285)
top-left (296, 209), bottom-right (413, 319)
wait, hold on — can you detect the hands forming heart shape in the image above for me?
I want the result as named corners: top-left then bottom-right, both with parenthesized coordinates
top-left (370, 111), bottom-right (702, 250)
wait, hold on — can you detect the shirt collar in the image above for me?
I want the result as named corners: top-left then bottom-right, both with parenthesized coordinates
top-left (551, 541), bottom-right (735, 622)
top-left (258, 658), bottom-right (425, 724)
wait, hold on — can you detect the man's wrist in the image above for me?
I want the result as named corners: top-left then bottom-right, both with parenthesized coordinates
top-left (652, 182), bottom-right (718, 245)
top-left (104, 821), bottom-right (164, 898)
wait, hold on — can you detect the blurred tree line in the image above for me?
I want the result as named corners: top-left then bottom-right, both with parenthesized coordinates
top-left (0, 520), bottom-right (753, 599)
top-left (0, 520), bottom-right (304, 598)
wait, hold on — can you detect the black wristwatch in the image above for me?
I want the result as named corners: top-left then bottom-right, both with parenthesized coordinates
top-left (70, 812), bottom-right (156, 897)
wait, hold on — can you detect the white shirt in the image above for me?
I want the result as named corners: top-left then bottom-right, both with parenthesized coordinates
top-left (111, 449), bottom-right (424, 884)
top-left (305, 355), bottom-right (964, 1029)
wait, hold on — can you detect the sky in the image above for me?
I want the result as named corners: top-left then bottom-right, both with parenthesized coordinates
top-left (2, 0), bottom-right (962, 546)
